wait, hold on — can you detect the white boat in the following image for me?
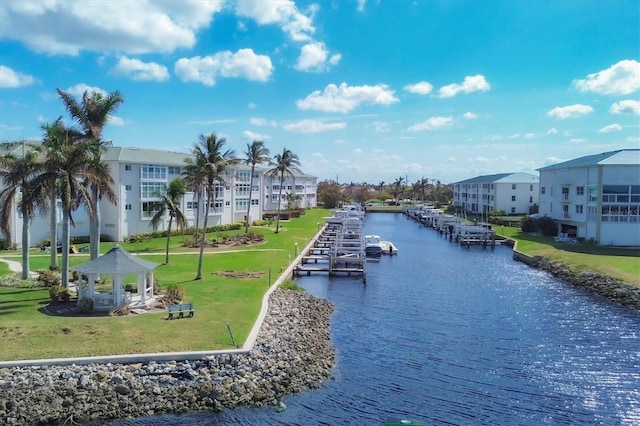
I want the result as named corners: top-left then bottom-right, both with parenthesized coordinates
top-left (380, 240), bottom-right (398, 255)
top-left (365, 235), bottom-right (383, 257)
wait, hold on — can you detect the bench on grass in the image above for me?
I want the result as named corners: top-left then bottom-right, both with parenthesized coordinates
top-left (167, 302), bottom-right (194, 320)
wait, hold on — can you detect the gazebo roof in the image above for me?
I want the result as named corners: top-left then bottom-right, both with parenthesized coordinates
top-left (73, 244), bottom-right (159, 275)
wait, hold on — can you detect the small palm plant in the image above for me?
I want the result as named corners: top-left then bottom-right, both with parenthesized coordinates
top-left (150, 178), bottom-right (187, 264)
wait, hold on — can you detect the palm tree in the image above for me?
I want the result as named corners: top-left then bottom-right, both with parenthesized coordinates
top-left (266, 147), bottom-right (301, 233)
top-left (40, 119), bottom-right (87, 271)
top-left (57, 88), bottom-right (124, 260)
top-left (150, 178), bottom-right (186, 264)
top-left (181, 158), bottom-right (206, 242)
top-left (186, 133), bottom-right (237, 280)
top-left (35, 134), bottom-right (97, 288)
top-left (0, 147), bottom-right (46, 280)
top-left (392, 176), bottom-right (405, 204)
top-left (242, 140), bottom-right (271, 234)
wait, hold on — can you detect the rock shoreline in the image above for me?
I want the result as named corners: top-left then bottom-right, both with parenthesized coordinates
top-left (0, 289), bottom-right (335, 425)
top-left (532, 257), bottom-right (640, 309)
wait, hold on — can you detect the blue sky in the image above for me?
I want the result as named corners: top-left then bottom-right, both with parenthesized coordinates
top-left (0, 0), bottom-right (638, 184)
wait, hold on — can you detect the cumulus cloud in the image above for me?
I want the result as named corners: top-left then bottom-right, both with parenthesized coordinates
top-left (462, 112), bottom-right (478, 120)
top-left (546, 104), bottom-right (594, 119)
top-left (234, 0), bottom-right (316, 42)
top-left (250, 117), bottom-right (277, 127)
top-left (283, 119), bottom-right (346, 132)
top-left (111, 56), bottom-right (169, 82)
top-left (598, 124), bottom-right (622, 133)
top-left (243, 130), bottom-right (271, 140)
top-left (437, 75), bottom-right (490, 98)
top-left (0, 65), bottom-right (35, 88)
top-left (295, 41), bottom-right (341, 72)
top-left (62, 83), bottom-right (108, 98)
top-left (610, 99), bottom-right (640, 115)
top-left (404, 81), bottom-right (433, 95)
top-left (296, 82), bottom-right (398, 113)
top-left (572, 59), bottom-right (640, 95)
top-left (547, 128), bottom-right (558, 135)
top-left (175, 49), bottom-right (273, 86)
top-left (0, 1), bottom-right (223, 55)
top-left (408, 116), bottom-right (453, 131)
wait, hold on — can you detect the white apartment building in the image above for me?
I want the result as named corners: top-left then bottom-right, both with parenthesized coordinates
top-left (2, 145), bottom-right (317, 247)
top-left (537, 149), bottom-right (640, 246)
top-left (453, 173), bottom-right (539, 215)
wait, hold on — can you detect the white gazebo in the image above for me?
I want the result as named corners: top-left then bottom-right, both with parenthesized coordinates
top-left (73, 244), bottom-right (159, 310)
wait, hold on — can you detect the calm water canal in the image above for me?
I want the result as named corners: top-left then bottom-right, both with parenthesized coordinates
top-left (113, 212), bottom-right (640, 425)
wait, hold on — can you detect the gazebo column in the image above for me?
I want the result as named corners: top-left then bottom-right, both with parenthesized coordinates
top-left (138, 274), bottom-right (146, 305)
top-left (148, 272), bottom-right (154, 299)
top-left (113, 275), bottom-right (123, 307)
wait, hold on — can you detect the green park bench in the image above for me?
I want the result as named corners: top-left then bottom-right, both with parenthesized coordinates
top-left (167, 303), bottom-right (195, 320)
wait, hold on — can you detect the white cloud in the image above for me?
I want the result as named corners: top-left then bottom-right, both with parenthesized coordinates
top-left (507, 134), bottom-right (520, 139)
top-left (0, 65), bottom-right (35, 88)
top-left (63, 83), bottom-right (107, 98)
top-left (569, 138), bottom-right (587, 144)
top-left (404, 81), bottom-right (433, 95)
top-left (547, 128), bottom-right (558, 135)
top-left (111, 56), bottom-right (169, 82)
top-left (234, 0), bottom-right (316, 42)
top-left (368, 121), bottom-right (390, 132)
top-left (248, 102), bottom-right (257, 109)
top-left (598, 124), bottom-right (622, 133)
top-left (353, 148), bottom-right (363, 154)
top-left (408, 116), bottom-right (453, 131)
top-left (283, 119), bottom-right (347, 133)
top-left (546, 104), bottom-right (594, 119)
top-left (250, 117), bottom-right (277, 127)
top-left (108, 116), bottom-right (126, 126)
top-left (572, 59), bottom-right (640, 95)
top-left (462, 112), bottom-right (477, 120)
top-left (0, 1), bottom-right (223, 55)
top-left (610, 99), bottom-right (640, 115)
top-left (437, 74), bottom-right (490, 98)
top-left (296, 82), bottom-right (398, 113)
top-left (243, 130), bottom-right (271, 140)
top-left (356, 0), bottom-right (367, 12)
top-left (524, 133), bottom-right (538, 139)
top-left (295, 41), bottom-right (341, 72)
top-left (175, 49), bottom-right (273, 86)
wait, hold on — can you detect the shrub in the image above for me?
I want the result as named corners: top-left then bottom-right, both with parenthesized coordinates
top-left (39, 270), bottom-right (61, 287)
top-left (77, 297), bottom-right (94, 314)
top-left (124, 283), bottom-right (138, 293)
top-left (279, 279), bottom-right (305, 292)
top-left (0, 274), bottom-right (41, 288)
top-left (163, 283), bottom-right (185, 305)
top-left (252, 219), bottom-right (270, 227)
top-left (48, 285), bottom-right (70, 302)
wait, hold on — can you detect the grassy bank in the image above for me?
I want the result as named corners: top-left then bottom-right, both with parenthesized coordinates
top-left (0, 209), bottom-right (329, 361)
top-left (497, 226), bottom-right (640, 287)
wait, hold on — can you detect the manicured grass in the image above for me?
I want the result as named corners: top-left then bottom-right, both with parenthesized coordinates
top-left (497, 226), bottom-right (640, 287)
top-left (0, 209), bottom-right (330, 361)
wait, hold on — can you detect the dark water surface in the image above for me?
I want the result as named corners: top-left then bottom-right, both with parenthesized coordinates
top-left (109, 213), bottom-right (640, 425)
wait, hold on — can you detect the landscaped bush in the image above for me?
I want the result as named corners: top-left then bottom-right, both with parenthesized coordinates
top-left (252, 219), bottom-right (270, 227)
top-left (0, 274), bottom-right (41, 288)
top-left (520, 215), bottom-right (558, 236)
top-left (162, 283), bottom-right (185, 305)
top-left (49, 285), bottom-right (70, 303)
top-left (124, 283), bottom-right (138, 293)
top-left (77, 297), bottom-right (94, 314)
top-left (38, 269), bottom-right (61, 287)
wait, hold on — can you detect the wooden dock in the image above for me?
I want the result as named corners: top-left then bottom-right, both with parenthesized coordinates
top-left (294, 219), bottom-right (367, 282)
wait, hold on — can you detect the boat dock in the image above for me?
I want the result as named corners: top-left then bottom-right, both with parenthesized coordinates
top-left (294, 215), bottom-right (367, 282)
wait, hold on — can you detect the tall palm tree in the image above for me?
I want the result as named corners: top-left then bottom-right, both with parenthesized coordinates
top-left (266, 147), bottom-right (301, 234)
top-left (40, 119), bottom-right (85, 271)
top-left (182, 157), bottom-right (206, 242)
top-left (35, 134), bottom-right (97, 288)
top-left (242, 140), bottom-right (271, 234)
top-left (0, 148), bottom-right (47, 280)
top-left (57, 88), bottom-right (123, 260)
top-left (186, 133), bottom-right (237, 280)
top-left (150, 178), bottom-right (186, 264)
top-left (392, 176), bottom-right (405, 204)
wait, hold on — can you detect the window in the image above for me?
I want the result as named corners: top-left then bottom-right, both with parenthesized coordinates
top-left (225, 201), bottom-right (230, 207)
top-left (529, 196), bottom-right (533, 203)
top-left (141, 164), bottom-right (167, 180)
top-left (125, 165), bottom-right (131, 171)
top-left (125, 204), bottom-right (132, 211)
top-left (251, 199), bottom-right (260, 206)
top-left (140, 182), bottom-right (166, 198)
top-left (235, 199), bottom-right (249, 208)
top-left (187, 201), bottom-right (198, 209)
top-left (168, 166), bottom-right (181, 174)
top-left (530, 184), bottom-right (533, 191)
top-left (512, 184), bottom-right (516, 190)
top-left (562, 187), bottom-right (569, 200)
top-left (575, 205), bottom-right (583, 214)
top-left (576, 186), bottom-right (584, 196)
top-left (511, 207), bottom-right (516, 213)
top-left (511, 195), bottom-right (516, 201)
top-left (541, 186), bottom-right (546, 195)
top-left (235, 184), bottom-right (250, 196)
top-left (141, 202), bottom-right (161, 218)
top-left (125, 185), bottom-right (132, 191)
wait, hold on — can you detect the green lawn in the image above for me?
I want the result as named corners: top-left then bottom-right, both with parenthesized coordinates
top-left (497, 226), bottom-right (640, 287)
top-left (0, 209), bottom-right (329, 361)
